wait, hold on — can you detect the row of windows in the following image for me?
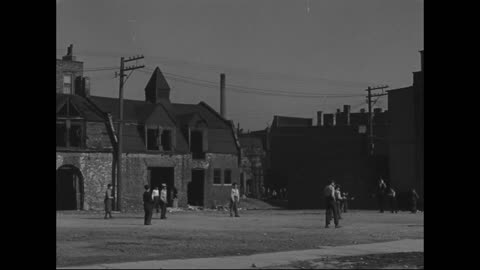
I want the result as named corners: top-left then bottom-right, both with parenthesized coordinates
top-left (213, 169), bottom-right (232, 185)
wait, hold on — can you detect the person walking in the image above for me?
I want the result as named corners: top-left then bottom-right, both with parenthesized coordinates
top-left (324, 180), bottom-right (340, 228)
top-left (143, 185), bottom-right (154, 225)
top-left (410, 188), bottom-right (420, 213)
top-left (377, 178), bottom-right (387, 213)
top-left (334, 185), bottom-right (343, 220)
top-left (230, 183), bottom-right (240, 217)
top-left (341, 192), bottom-right (349, 213)
top-left (160, 184), bottom-right (167, 219)
top-left (104, 184), bottom-right (114, 219)
top-left (152, 186), bottom-right (160, 217)
top-left (387, 185), bottom-right (398, 213)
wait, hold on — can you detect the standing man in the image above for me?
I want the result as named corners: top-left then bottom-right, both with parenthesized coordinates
top-left (377, 178), bottom-right (387, 213)
top-left (387, 185), bottom-right (398, 213)
top-left (160, 184), bottom-right (167, 219)
top-left (143, 185), bottom-right (154, 225)
top-left (152, 186), bottom-right (160, 217)
top-left (324, 180), bottom-right (340, 228)
top-left (410, 188), bottom-right (420, 213)
top-left (104, 184), bottom-right (114, 219)
top-left (334, 185), bottom-right (343, 220)
top-left (230, 182), bottom-right (240, 217)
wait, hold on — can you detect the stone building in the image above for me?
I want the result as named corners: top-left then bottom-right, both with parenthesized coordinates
top-left (56, 46), bottom-right (240, 211)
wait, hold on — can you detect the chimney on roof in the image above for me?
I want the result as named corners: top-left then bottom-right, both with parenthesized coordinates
top-left (343, 105), bottom-right (351, 126)
top-left (220, 73), bottom-right (226, 118)
top-left (145, 67), bottom-right (171, 103)
top-left (62, 44), bottom-right (76, 61)
top-left (420, 50), bottom-right (424, 72)
top-left (317, 111), bottom-right (323, 126)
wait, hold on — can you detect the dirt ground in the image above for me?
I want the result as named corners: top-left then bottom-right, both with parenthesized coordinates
top-left (56, 209), bottom-right (424, 267)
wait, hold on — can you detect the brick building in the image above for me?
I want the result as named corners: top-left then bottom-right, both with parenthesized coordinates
top-left (56, 46), bottom-right (240, 211)
top-left (387, 50), bottom-right (424, 210)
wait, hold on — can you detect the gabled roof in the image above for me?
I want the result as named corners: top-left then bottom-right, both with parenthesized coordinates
top-left (56, 94), bottom-right (106, 121)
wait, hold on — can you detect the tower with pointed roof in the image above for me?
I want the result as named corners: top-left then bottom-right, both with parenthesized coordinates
top-left (145, 67), bottom-right (171, 103)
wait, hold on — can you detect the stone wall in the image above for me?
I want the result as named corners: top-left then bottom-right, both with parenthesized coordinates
top-left (56, 151), bottom-right (113, 210)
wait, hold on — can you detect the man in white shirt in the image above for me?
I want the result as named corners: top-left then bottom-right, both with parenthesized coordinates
top-left (160, 184), bottom-right (167, 219)
top-left (230, 183), bottom-right (240, 217)
top-left (152, 187), bottom-right (160, 215)
top-left (324, 180), bottom-right (340, 228)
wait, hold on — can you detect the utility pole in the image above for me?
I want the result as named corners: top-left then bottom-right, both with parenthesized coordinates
top-left (365, 85), bottom-right (388, 156)
top-left (115, 55), bottom-right (144, 211)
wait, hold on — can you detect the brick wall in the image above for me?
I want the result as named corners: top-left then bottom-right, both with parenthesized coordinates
top-left (56, 59), bottom-right (83, 94)
top-left (56, 152), bottom-right (113, 210)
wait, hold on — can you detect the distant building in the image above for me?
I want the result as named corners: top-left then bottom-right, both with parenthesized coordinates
top-left (255, 107), bottom-right (389, 209)
top-left (56, 45), bottom-right (240, 211)
top-left (387, 50), bottom-right (424, 209)
top-left (239, 134), bottom-right (266, 198)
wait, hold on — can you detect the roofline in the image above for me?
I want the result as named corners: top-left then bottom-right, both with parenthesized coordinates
top-left (386, 86), bottom-right (413, 92)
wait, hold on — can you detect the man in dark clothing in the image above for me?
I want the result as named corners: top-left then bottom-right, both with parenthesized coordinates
top-left (104, 184), bottom-right (114, 219)
top-left (143, 185), bottom-right (154, 225)
top-left (324, 180), bottom-right (340, 228)
top-left (410, 188), bottom-right (420, 213)
top-left (377, 178), bottom-right (387, 213)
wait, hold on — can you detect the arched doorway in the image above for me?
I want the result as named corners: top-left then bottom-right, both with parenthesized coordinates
top-left (56, 165), bottom-right (84, 210)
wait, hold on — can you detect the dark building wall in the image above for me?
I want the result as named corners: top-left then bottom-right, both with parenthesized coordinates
top-left (268, 126), bottom-right (388, 209)
top-left (56, 152), bottom-right (113, 210)
top-left (56, 59), bottom-right (83, 94)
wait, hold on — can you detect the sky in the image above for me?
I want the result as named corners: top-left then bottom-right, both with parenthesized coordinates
top-left (56, 0), bottom-right (423, 131)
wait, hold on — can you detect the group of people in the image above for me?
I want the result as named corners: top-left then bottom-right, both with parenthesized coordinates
top-left (376, 178), bottom-right (420, 214)
top-left (323, 180), bottom-right (352, 228)
top-left (143, 184), bottom-right (175, 225)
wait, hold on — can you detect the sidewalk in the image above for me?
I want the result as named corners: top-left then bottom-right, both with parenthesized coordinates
top-left (58, 239), bottom-right (423, 269)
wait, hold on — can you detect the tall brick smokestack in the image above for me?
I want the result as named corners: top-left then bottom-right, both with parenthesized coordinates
top-left (220, 73), bottom-right (226, 118)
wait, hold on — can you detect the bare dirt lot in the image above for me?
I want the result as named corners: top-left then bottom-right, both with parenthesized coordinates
top-left (56, 209), bottom-right (424, 267)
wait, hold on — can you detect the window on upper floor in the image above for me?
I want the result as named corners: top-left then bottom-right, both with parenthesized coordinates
top-left (56, 119), bottom-right (84, 148)
top-left (213, 169), bottom-right (221, 185)
top-left (161, 129), bottom-right (172, 151)
top-left (63, 74), bottom-right (73, 94)
top-left (224, 169), bottom-right (232, 185)
top-left (147, 128), bottom-right (160, 151)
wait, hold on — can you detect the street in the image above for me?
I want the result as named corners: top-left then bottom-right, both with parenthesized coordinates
top-left (56, 209), bottom-right (423, 268)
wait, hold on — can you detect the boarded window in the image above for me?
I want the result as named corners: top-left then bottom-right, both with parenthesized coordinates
top-left (147, 128), bottom-right (159, 150)
top-left (224, 169), bottom-right (232, 185)
top-left (213, 169), bottom-right (221, 185)
top-left (161, 130), bottom-right (172, 151)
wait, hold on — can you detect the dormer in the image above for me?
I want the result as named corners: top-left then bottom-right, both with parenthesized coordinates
top-left (145, 67), bottom-right (171, 103)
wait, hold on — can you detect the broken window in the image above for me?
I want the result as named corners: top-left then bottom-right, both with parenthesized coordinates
top-left (56, 122), bottom-right (67, 147)
top-left (224, 169), bottom-right (232, 185)
top-left (56, 120), bottom-right (84, 148)
top-left (213, 169), bottom-right (221, 185)
top-left (147, 128), bottom-right (160, 150)
top-left (161, 129), bottom-right (172, 151)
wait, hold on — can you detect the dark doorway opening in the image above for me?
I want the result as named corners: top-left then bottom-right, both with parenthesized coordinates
top-left (149, 167), bottom-right (175, 207)
top-left (56, 165), bottom-right (84, 210)
top-left (188, 169), bottom-right (205, 206)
